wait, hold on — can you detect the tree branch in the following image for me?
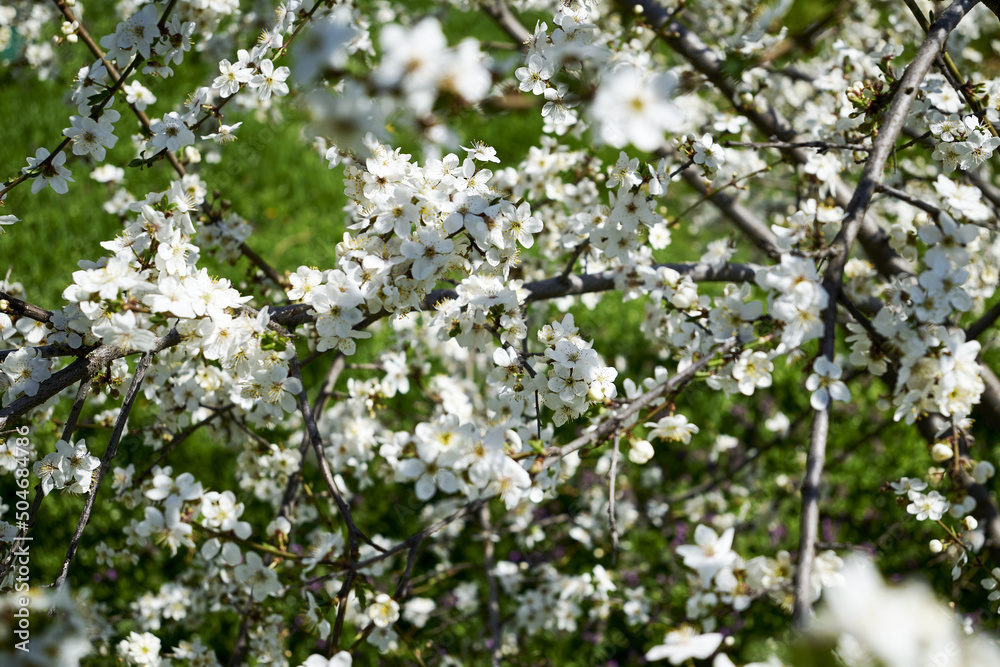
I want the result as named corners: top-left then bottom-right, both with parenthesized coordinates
top-left (680, 169), bottom-right (781, 258)
top-left (966, 299), bottom-right (1000, 340)
top-left (481, 0), bottom-right (531, 45)
top-left (480, 505), bottom-right (503, 667)
top-left (0, 292), bottom-right (52, 323)
top-left (537, 337), bottom-right (738, 469)
top-left (51, 353), bottom-right (152, 590)
top-left (0, 330), bottom-right (179, 431)
top-left (608, 437), bottom-right (621, 564)
top-left (792, 0), bottom-right (980, 626)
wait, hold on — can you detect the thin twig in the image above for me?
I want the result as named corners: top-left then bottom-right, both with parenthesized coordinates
top-left (536, 338), bottom-right (738, 469)
top-left (238, 242), bottom-right (288, 289)
top-left (966, 298), bottom-right (1000, 340)
top-left (674, 164), bottom-right (776, 242)
top-left (837, 293), bottom-right (890, 350)
top-left (307, 499), bottom-right (487, 588)
top-left (313, 352), bottom-right (347, 420)
top-left (722, 140), bottom-right (870, 152)
top-left (480, 505), bottom-right (503, 667)
top-left (560, 242), bottom-right (589, 279)
top-left (607, 437), bottom-right (620, 565)
top-left (129, 409), bottom-right (228, 491)
top-left (679, 168), bottom-right (782, 258)
top-left (51, 353), bottom-right (152, 590)
top-left (289, 357), bottom-right (384, 553)
top-left (481, 0), bottom-right (531, 45)
top-left (874, 182), bottom-right (942, 217)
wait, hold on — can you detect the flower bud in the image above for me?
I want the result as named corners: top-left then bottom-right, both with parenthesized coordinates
top-left (964, 516), bottom-right (979, 531)
top-left (267, 516), bottom-right (291, 537)
top-left (973, 461), bottom-right (996, 484)
top-left (929, 539), bottom-right (944, 553)
top-left (628, 439), bottom-right (654, 465)
top-left (930, 443), bottom-right (953, 463)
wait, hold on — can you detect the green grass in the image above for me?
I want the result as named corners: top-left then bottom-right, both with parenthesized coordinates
top-left (0, 80), bottom-right (351, 306)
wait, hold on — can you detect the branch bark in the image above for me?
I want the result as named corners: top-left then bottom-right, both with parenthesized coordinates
top-left (538, 337), bottom-right (738, 469)
top-left (789, 0), bottom-right (982, 625)
top-left (481, 505), bottom-right (503, 667)
top-left (481, 0), bottom-right (531, 45)
top-left (639, 0), bottom-right (987, 624)
top-left (0, 292), bottom-right (52, 323)
top-left (51, 353), bottom-right (152, 590)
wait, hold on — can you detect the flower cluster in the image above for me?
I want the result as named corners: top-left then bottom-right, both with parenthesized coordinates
top-left (31, 439), bottom-right (99, 495)
top-left (5, 1), bottom-right (1000, 666)
top-left (0, 348), bottom-right (52, 406)
top-left (756, 256), bottom-right (829, 354)
top-left (929, 113), bottom-right (1000, 171)
top-left (289, 138), bottom-right (543, 358)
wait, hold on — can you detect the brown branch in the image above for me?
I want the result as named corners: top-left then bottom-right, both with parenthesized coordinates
top-left (0, 330), bottom-right (179, 431)
top-left (607, 437), bottom-right (621, 565)
top-left (0, 343), bottom-right (87, 362)
top-left (966, 299), bottom-right (1000, 341)
top-left (792, 0), bottom-right (981, 627)
top-left (480, 505), bottom-right (503, 667)
top-left (722, 140), bottom-right (869, 152)
top-left (874, 182), bottom-right (943, 217)
top-left (51, 353), bottom-right (152, 590)
top-left (272, 354), bottom-right (347, 552)
top-left (537, 337), bottom-right (738, 468)
top-left (1, 262), bottom-right (760, 432)
top-left (270, 262), bottom-right (764, 331)
top-left (0, 292), bottom-right (52, 323)
top-left (482, 0), bottom-right (531, 45)
top-left (237, 242), bottom-right (289, 290)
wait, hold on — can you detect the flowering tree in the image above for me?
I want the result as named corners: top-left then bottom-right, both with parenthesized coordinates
top-left (3, 0), bottom-right (1000, 665)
